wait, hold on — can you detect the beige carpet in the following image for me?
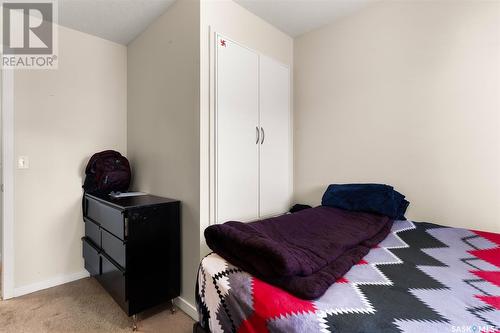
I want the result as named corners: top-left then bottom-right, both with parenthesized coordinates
top-left (0, 277), bottom-right (194, 333)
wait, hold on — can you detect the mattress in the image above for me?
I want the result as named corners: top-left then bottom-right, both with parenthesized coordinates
top-left (196, 220), bottom-right (500, 333)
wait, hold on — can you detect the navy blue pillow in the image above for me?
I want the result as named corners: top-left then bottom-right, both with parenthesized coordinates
top-left (321, 183), bottom-right (409, 220)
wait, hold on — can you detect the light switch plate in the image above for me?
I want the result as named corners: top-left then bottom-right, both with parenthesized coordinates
top-left (18, 156), bottom-right (29, 169)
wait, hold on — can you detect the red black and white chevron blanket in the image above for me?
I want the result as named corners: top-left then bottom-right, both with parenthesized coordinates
top-left (196, 220), bottom-right (500, 333)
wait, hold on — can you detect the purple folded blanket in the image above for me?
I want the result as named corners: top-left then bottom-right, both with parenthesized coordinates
top-left (205, 206), bottom-right (393, 299)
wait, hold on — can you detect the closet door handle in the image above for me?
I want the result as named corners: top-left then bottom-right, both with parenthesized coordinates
top-left (261, 127), bottom-right (265, 144)
top-left (256, 126), bottom-right (260, 144)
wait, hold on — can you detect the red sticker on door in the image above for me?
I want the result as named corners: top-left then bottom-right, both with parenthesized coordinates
top-left (220, 39), bottom-right (226, 47)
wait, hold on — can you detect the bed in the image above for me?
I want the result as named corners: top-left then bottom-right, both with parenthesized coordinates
top-left (195, 220), bottom-right (500, 333)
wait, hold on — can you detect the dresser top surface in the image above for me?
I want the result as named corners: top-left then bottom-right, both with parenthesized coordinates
top-left (85, 193), bottom-right (179, 210)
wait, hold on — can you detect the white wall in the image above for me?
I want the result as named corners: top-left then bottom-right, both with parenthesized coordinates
top-left (294, 1), bottom-right (500, 232)
top-left (127, 0), bottom-right (200, 308)
top-left (0, 71), bottom-right (2, 261)
top-left (7, 0), bottom-right (289, 311)
top-left (200, 0), bottom-right (294, 253)
top-left (13, 25), bottom-right (127, 290)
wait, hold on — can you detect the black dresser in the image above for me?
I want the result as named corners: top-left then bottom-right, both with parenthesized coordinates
top-left (82, 193), bottom-right (180, 317)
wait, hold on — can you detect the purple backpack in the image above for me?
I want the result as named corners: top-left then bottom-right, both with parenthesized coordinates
top-left (83, 150), bottom-right (131, 194)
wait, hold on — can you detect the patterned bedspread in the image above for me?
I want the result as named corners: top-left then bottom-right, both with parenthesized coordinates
top-left (196, 220), bottom-right (500, 333)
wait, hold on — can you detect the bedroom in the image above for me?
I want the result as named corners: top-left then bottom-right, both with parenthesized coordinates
top-left (0, 0), bottom-right (498, 332)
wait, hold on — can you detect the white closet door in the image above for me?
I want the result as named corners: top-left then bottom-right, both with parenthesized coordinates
top-left (216, 36), bottom-right (260, 223)
top-left (259, 56), bottom-right (291, 217)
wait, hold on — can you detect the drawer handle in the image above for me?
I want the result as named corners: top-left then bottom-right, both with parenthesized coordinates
top-left (124, 217), bottom-right (129, 238)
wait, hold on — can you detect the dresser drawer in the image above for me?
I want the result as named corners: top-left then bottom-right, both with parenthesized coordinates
top-left (82, 193), bottom-right (180, 317)
top-left (102, 228), bottom-right (126, 269)
top-left (84, 218), bottom-right (101, 247)
top-left (85, 196), bottom-right (125, 239)
top-left (99, 254), bottom-right (127, 308)
top-left (82, 238), bottom-right (100, 276)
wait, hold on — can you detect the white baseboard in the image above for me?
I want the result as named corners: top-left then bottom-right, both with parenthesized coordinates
top-left (12, 271), bottom-right (199, 322)
top-left (174, 296), bottom-right (198, 321)
top-left (13, 270), bottom-right (89, 298)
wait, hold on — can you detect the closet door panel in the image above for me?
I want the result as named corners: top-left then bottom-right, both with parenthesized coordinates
top-left (216, 36), bottom-right (259, 223)
top-left (259, 56), bottom-right (291, 217)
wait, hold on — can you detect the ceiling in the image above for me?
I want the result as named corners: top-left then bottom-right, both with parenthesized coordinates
top-left (234, 0), bottom-right (372, 37)
top-left (57, 0), bottom-right (372, 45)
top-left (58, 0), bottom-right (176, 45)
